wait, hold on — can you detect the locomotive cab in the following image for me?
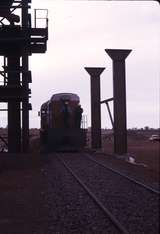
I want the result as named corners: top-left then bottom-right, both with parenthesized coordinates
top-left (40, 93), bottom-right (86, 151)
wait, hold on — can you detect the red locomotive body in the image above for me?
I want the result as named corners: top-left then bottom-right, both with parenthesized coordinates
top-left (40, 93), bottom-right (86, 151)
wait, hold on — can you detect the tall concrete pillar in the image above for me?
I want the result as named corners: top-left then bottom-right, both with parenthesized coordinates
top-left (105, 49), bottom-right (131, 155)
top-left (85, 67), bottom-right (105, 149)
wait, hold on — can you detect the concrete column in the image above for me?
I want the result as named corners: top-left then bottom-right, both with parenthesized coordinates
top-left (85, 67), bottom-right (105, 149)
top-left (105, 49), bottom-right (131, 155)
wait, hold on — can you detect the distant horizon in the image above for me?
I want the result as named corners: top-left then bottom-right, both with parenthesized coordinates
top-left (0, 126), bottom-right (159, 130)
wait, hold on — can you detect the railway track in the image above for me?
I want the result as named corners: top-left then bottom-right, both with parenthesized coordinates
top-left (56, 152), bottom-right (159, 234)
top-left (45, 154), bottom-right (128, 234)
top-left (85, 153), bottom-right (160, 195)
top-left (57, 155), bottom-right (129, 234)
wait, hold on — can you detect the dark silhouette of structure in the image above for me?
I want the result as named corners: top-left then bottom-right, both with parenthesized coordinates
top-left (74, 104), bottom-right (83, 128)
top-left (62, 101), bottom-right (71, 128)
top-left (85, 50), bottom-right (131, 155)
top-left (0, 0), bottom-right (20, 25)
top-left (105, 49), bottom-right (132, 155)
top-left (0, 0), bottom-right (48, 153)
top-left (85, 67), bottom-right (105, 149)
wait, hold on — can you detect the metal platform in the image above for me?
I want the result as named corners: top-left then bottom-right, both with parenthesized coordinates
top-left (0, 25), bottom-right (48, 55)
top-left (0, 86), bottom-right (24, 101)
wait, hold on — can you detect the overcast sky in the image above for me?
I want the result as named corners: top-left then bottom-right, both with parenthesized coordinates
top-left (1, 0), bottom-right (160, 129)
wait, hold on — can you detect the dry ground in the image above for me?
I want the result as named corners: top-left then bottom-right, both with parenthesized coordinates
top-left (0, 129), bottom-right (159, 233)
top-left (102, 134), bottom-right (159, 172)
top-left (0, 128), bottom-right (159, 188)
top-left (1, 128), bottom-right (159, 174)
top-left (101, 131), bottom-right (159, 189)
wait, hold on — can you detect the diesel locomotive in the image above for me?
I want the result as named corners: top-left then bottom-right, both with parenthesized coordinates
top-left (40, 93), bottom-right (87, 151)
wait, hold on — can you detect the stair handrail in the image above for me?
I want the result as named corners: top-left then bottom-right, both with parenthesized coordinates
top-left (34, 9), bottom-right (48, 29)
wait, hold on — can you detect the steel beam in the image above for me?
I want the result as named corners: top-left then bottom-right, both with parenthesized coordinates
top-left (21, 0), bottom-right (30, 153)
top-left (100, 97), bottom-right (114, 104)
top-left (100, 98), bottom-right (114, 128)
top-left (0, 86), bottom-right (24, 101)
top-left (105, 49), bottom-right (131, 155)
top-left (7, 56), bottom-right (21, 153)
top-left (85, 67), bottom-right (105, 149)
top-left (106, 102), bottom-right (114, 128)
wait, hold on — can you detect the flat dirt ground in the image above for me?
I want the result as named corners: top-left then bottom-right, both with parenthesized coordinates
top-left (102, 133), bottom-right (159, 171)
top-left (0, 128), bottom-right (159, 188)
top-left (0, 129), bottom-right (159, 233)
top-left (102, 131), bottom-right (159, 188)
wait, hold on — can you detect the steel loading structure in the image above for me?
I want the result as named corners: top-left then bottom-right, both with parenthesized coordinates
top-left (0, 0), bottom-right (48, 153)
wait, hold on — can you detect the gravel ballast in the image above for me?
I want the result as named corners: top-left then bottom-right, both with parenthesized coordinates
top-left (60, 153), bottom-right (159, 234)
top-left (0, 152), bottom-right (159, 234)
top-left (44, 156), bottom-right (123, 234)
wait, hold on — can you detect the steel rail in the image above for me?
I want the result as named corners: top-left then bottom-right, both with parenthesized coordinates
top-left (85, 153), bottom-right (160, 195)
top-left (57, 155), bottom-right (129, 234)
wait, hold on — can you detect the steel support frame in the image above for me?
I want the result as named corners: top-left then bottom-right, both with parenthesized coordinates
top-left (0, 0), bottom-right (48, 153)
top-left (21, 0), bottom-right (30, 153)
top-left (0, 0), bottom-right (31, 153)
top-left (101, 98), bottom-right (114, 128)
top-left (7, 55), bottom-right (21, 152)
